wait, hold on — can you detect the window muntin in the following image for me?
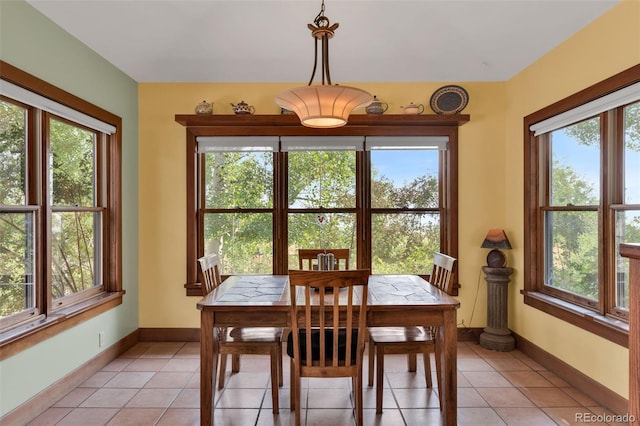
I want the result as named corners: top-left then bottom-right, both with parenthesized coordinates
top-left (525, 68), bottom-right (640, 342)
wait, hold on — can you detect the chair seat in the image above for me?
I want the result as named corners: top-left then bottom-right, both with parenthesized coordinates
top-left (225, 327), bottom-right (283, 343)
top-left (368, 326), bottom-right (435, 344)
top-left (286, 328), bottom-right (359, 363)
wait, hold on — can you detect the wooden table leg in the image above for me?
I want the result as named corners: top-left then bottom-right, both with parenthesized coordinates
top-left (200, 310), bottom-right (218, 426)
top-left (441, 309), bottom-right (457, 426)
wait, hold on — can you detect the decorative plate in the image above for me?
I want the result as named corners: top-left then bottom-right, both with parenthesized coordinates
top-left (429, 85), bottom-right (469, 114)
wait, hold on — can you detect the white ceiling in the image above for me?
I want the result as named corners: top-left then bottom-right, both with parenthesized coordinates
top-left (26, 0), bottom-right (620, 83)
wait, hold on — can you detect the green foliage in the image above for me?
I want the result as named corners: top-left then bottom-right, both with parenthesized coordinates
top-left (551, 162), bottom-right (598, 206)
top-left (624, 103), bottom-right (640, 150)
top-left (371, 213), bottom-right (439, 274)
top-left (563, 103), bottom-right (640, 151)
top-left (205, 152), bottom-right (272, 208)
top-left (547, 210), bottom-right (599, 299)
top-left (203, 149), bottom-right (441, 274)
top-left (1, 111), bottom-right (99, 319)
top-left (288, 151), bottom-right (356, 208)
top-left (0, 212), bottom-right (34, 317)
top-left (50, 212), bottom-right (97, 298)
top-left (0, 101), bottom-right (31, 317)
top-left (546, 99), bottom-right (640, 302)
top-left (0, 100), bottom-right (26, 205)
top-left (50, 119), bottom-right (95, 206)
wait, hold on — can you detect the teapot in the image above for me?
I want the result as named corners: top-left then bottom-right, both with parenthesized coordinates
top-left (195, 100), bottom-right (213, 115)
top-left (230, 100), bottom-right (255, 115)
top-left (400, 102), bottom-right (424, 115)
top-left (365, 95), bottom-right (389, 115)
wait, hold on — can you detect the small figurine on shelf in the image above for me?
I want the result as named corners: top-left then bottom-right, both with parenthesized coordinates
top-left (400, 102), bottom-right (424, 115)
top-left (195, 100), bottom-right (213, 115)
top-left (230, 100), bottom-right (255, 115)
top-left (365, 96), bottom-right (388, 114)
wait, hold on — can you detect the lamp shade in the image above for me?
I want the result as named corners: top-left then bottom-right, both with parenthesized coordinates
top-left (275, 84), bottom-right (372, 128)
top-left (481, 229), bottom-right (512, 268)
top-left (481, 229), bottom-right (512, 250)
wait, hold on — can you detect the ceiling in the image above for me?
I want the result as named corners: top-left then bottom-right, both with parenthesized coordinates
top-left (26, 0), bottom-right (620, 83)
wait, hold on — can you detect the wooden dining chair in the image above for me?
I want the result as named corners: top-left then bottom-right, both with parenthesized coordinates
top-left (198, 253), bottom-right (284, 413)
top-left (367, 252), bottom-right (456, 413)
top-left (287, 269), bottom-right (370, 426)
top-left (297, 248), bottom-right (350, 270)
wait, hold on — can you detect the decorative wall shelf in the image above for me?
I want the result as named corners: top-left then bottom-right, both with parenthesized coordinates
top-left (175, 114), bottom-right (470, 136)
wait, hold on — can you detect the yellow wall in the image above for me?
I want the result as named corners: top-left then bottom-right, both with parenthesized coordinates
top-left (505, 0), bottom-right (639, 399)
top-left (138, 81), bottom-right (507, 331)
top-left (139, 0), bottom-right (638, 400)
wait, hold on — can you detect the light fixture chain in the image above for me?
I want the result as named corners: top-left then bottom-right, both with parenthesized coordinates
top-left (314, 0), bottom-right (326, 25)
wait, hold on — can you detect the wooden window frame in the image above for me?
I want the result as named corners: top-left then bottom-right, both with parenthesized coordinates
top-left (175, 114), bottom-right (469, 297)
top-left (0, 61), bottom-right (123, 359)
top-left (523, 64), bottom-right (640, 347)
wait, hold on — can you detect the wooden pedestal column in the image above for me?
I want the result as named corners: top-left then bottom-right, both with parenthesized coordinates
top-left (479, 267), bottom-right (515, 351)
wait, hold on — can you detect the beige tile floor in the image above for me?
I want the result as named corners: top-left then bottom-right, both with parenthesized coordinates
top-left (28, 341), bottom-right (625, 425)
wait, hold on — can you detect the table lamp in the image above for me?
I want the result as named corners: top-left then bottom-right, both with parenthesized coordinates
top-left (481, 229), bottom-right (512, 268)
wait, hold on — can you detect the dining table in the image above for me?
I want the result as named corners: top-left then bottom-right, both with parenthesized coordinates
top-left (197, 274), bottom-right (460, 425)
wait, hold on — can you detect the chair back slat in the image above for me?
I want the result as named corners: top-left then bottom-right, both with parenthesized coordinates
top-left (198, 253), bottom-right (222, 296)
top-left (430, 252), bottom-right (456, 295)
top-left (297, 249), bottom-right (350, 270)
top-left (288, 269), bottom-right (369, 371)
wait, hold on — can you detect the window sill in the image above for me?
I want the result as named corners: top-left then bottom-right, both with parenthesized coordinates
top-left (523, 290), bottom-right (628, 347)
top-left (0, 291), bottom-right (124, 360)
top-left (184, 282), bottom-right (203, 297)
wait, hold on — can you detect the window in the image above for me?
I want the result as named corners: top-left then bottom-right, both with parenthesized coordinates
top-left (0, 62), bottom-right (122, 354)
top-left (178, 115), bottom-right (466, 296)
top-left (524, 64), bottom-right (640, 346)
top-left (369, 136), bottom-right (446, 274)
top-left (285, 137), bottom-right (360, 270)
top-left (199, 137), bottom-right (276, 274)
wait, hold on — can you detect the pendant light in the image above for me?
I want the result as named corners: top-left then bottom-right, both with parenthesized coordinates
top-left (275, 1), bottom-right (373, 128)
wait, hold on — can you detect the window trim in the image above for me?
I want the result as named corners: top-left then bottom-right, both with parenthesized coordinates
top-left (176, 114), bottom-right (468, 297)
top-left (0, 61), bottom-right (123, 359)
top-left (523, 64), bottom-right (640, 347)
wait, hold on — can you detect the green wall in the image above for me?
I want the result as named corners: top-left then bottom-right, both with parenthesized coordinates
top-left (0, 0), bottom-right (139, 416)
